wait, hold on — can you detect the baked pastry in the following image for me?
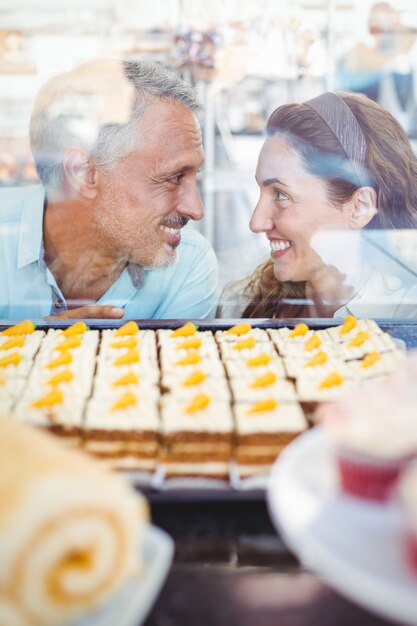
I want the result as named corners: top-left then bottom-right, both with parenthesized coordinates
top-left (0, 414), bottom-right (148, 626)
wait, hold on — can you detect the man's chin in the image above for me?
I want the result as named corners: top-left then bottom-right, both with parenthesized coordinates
top-left (142, 245), bottom-right (178, 269)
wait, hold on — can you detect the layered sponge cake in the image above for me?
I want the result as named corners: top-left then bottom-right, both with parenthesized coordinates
top-left (0, 316), bottom-right (407, 486)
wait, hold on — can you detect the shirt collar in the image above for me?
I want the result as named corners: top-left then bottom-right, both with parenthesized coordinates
top-left (17, 185), bottom-right (46, 269)
top-left (127, 263), bottom-right (144, 289)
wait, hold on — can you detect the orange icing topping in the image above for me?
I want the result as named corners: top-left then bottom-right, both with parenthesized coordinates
top-left (113, 349), bottom-right (140, 366)
top-left (360, 352), bottom-right (381, 368)
top-left (304, 334), bottom-right (321, 351)
top-left (226, 323), bottom-right (252, 336)
top-left (0, 336), bottom-right (25, 350)
top-left (112, 372), bottom-right (139, 386)
top-left (181, 370), bottom-right (206, 386)
top-left (348, 331), bottom-right (369, 348)
top-left (318, 372), bottom-right (344, 389)
top-left (247, 399), bottom-right (278, 414)
top-left (304, 351), bottom-right (328, 367)
top-left (109, 337), bottom-right (138, 349)
top-left (45, 351), bottom-right (73, 369)
top-left (184, 393), bottom-right (210, 413)
top-left (61, 322), bottom-right (88, 336)
top-left (54, 336), bottom-right (82, 351)
top-left (114, 321), bottom-right (139, 337)
top-left (46, 370), bottom-right (74, 386)
top-left (340, 315), bottom-right (357, 335)
top-left (32, 388), bottom-right (63, 408)
top-left (175, 337), bottom-right (202, 350)
top-left (288, 323), bottom-right (309, 338)
top-left (232, 336), bottom-right (256, 351)
top-left (245, 353), bottom-right (271, 367)
top-left (0, 352), bottom-right (22, 367)
top-left (175, 351), bottom-right (201, 366)
top-left (170, 322), bottom-right (197, 337)
top-left (111, 391), bottom-right (137, 411)
top-left (1, 320), bottom-right (35, 336)
top-left (250, 372), bottom-right (277, 387)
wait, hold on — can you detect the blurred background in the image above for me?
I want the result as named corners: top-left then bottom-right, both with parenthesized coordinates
top-left (1, 0), bottom-right (417, 291)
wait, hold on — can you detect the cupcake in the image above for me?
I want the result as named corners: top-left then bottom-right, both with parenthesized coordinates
top-left (319, 379), bottom-right (417, 501)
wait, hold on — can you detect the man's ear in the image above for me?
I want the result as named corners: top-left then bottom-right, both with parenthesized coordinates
top-left (348, 186), bottom-right (377, 229)
top-left (62, 147), bottom-right (98, 199)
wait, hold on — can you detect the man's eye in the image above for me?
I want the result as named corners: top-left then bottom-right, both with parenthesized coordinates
top-left (274, 189), bottom-right (289, 202)
top-left (169, 174), bottom-right (182, 184)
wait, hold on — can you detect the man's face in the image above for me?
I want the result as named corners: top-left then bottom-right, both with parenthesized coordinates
top-left (92, 101), bottom-right (205, 268)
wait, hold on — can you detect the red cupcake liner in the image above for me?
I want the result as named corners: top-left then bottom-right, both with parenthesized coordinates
top-left (404, 532), bottom-right (417, 577)
top-left (337, 448), bottom-right (410, 502)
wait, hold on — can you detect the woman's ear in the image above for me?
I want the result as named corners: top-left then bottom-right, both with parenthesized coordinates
top-left (348, 186), bottom-right (377, 229)
top-left (62, 147), bottom-right (98, 199)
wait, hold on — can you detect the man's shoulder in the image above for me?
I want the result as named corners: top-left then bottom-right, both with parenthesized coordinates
top-left (0, 184), bottom-right (44, 222)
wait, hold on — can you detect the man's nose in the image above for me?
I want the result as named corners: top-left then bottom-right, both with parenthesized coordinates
top-left (179, 180), bottom-right (204, 221)
top-left (249, 197), bottom-right (274, 233)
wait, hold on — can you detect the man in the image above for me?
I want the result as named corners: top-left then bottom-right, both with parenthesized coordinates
top-left (0, 58), bottom-right (217, 320)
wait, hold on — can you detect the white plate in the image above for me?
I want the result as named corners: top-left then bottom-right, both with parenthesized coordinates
top-left (73, 525), bottom-right (174, 626)
top-left (267, 427), bottom-right (417, 626)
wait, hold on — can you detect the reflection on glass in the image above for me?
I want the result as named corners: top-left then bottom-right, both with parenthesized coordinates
top-left (0, 58), bottom-right (218, 321)
top-left (218, 90), bottom-right (417, 320)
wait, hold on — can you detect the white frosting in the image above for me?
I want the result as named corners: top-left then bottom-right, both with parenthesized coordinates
top-left (215, 328), bottom-right (270, 343)
top-left (234, 402), bottom-right (307, 434)
top-left (160, 360), bottom-right (225, 379)
top-left (161, 375), bottom-right (230, 400)
top-left (95, 360), bottom-right (159, 383)
top-left (230, 378), bottom-right (297, 403)
top-left (279, 341), bottom-right (341, 359)
top-left (345, 350), bottom-right (405, 379)
top-left (0, 360), bottom-right (33, 378)
top-left (158, 329), bottom-right (217, 348)
top-left (13, 397), bottom-right (85, 428)
top-left (340, 333), bottom-right (397, 360)
top-left (160, 396), bottom-right (233, 433)
top-left (327, 319), bottom-right (382, 342)
top-left (100, 330), bottom-right (157, 360)
top-left (284, 358), bottom-right (351, 380)
top-left (224, 360), bottom-right (286, 379)
top-left (27, 363), bottom-right (95, 396)
top-left (267, 328), bottom-right (331, 355)
top-left (0, 332), bottom-right (44, 361)
top-left (93, 376), bottom-right (158, 394)
top-left (220, 342), bottom-right (278, 361)
top-left (84, 398), bottom-right (159, 431)
top-left (296, 376), bottom-right (359, 401)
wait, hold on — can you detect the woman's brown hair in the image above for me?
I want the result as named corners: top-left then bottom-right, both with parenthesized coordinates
top-left (241, 92), bottom-right (417, 318)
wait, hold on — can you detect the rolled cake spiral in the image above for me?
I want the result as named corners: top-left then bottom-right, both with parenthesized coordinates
top-left (0, 415), bottom-right (148, 626)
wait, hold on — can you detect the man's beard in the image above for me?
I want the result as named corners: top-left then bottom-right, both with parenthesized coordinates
top-left (91, 202), bottom-right (182, 270)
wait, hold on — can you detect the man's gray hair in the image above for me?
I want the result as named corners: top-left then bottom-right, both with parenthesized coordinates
top-left (30, 58), bottom-right (202, 194)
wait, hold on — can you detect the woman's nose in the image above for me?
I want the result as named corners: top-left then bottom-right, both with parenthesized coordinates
top-left (249, 199), bottom-right (275, 233)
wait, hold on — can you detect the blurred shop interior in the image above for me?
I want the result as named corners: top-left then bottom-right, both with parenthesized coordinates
top-left (1, 0), bottom-right (417, 290)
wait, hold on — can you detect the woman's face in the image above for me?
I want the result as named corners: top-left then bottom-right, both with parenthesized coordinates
top-left (250, 134), bottom-right (352, 285)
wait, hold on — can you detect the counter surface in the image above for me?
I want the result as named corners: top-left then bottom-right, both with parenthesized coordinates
top-left (145, 499), bottom-right (396, 626)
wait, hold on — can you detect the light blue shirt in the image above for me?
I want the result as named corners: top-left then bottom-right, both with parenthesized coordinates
top-left (0, 185), bottom-right (218, 320)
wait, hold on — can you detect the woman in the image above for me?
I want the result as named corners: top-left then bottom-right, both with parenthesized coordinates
top-left (219, 91), bottom-right (417, 319)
